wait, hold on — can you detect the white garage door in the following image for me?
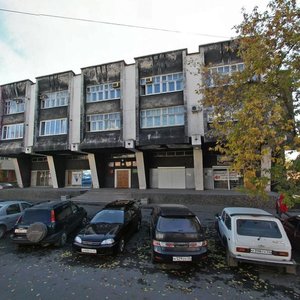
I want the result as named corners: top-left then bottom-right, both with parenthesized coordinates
top-left (158, 167), bottom-right (185, 189)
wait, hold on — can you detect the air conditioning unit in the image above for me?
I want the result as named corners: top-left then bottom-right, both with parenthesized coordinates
top-left (145, 77), bottom-right (153, 84)
top-left (112, 81), bottom-right (120, 88)
top-left (191, 105), bottom-right (202, 113)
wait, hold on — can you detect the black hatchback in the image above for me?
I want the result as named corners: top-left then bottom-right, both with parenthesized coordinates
top-left (73, 200), bottom-right (141, 255)
top-left (11, 200), bottom-right (87, 247)
top-left (150, 204), bottom-right (208, 263)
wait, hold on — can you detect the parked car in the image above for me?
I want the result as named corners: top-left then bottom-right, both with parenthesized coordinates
top-left (280, 215), bottom-right (300, 251)
top-left (11, 200), bottom-right (87, 247)
top-left (0, 200), bottom-right (33, 239)
top-left (73, 200), bottom-right (142, 255)
top-left (215, 207), bottom-right (297, 274)
top-left (0, 183), bottom-right (14, 189)
top-left (150, 204), bottom-right (208, 263)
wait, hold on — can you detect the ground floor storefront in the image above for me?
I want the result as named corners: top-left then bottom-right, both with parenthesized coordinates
top-left (9, 146), bottom-right (247, 191)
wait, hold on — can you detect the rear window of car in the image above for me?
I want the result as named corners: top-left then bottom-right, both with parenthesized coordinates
top-left (21, 209), bottom-right (51, 224)
top-left (236, 219), bottom-right (282, 238)
top-left (157, 216), bottom-right (202, 233)
top-left (91, 210), bottom-right (124, 224)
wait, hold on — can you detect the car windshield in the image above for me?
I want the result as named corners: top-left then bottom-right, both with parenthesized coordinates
top-left (21, 210), bottom-right (51, 224)
top-left (91, 210), bottom-right (124, 224)
top-left (157, 216), bottom-right (201, 233)
top-left (237, 219), bottom-right (282, 238)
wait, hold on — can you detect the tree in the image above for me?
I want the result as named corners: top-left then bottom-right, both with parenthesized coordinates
top-left (201, 0), bottom-right (300, 203)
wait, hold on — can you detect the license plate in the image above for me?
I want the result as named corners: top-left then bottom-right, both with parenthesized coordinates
top-left (81, 248), bottom-right (97, 254)
top-left (250, 248), bottom-right (272, 255)
top-left (15, 228), bottom-right (27, 234)
top-left (173, 256), bottom-right (192, 262)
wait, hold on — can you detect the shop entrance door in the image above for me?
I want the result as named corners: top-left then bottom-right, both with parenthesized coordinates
top-left (115, 169), bottom-right (130, 188)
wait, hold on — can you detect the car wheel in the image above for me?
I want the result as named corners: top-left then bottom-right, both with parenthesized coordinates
top-left (151, 249), bottom-right (157, 264)
top-left (26, 222), bottom-right (48, 243)
top-left (226, 246), bottom-right (238, 267)
top-left (56, 231), bottom-right (67, 247)
top-left (0, 225), bottom-right (6, 239)
top-left (118, 237), bottom-right (125, 254)
top-left (81, 216), bottom-right (88, 227)
top-left (136, 219), bottom-right (142, 232)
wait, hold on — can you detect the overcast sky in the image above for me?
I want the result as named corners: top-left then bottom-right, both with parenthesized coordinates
top-left (0, 0), bottom-right (270, 85)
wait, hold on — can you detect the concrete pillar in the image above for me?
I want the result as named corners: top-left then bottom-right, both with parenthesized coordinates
top-left (47, 156), bottom-right (58, 189)
top-left (261, 146), bottom-right (272, 192)
top-left (12, 156), bottom-right (31, 188)
top-left (193, 148), bottom-right (204, 190)
top-left (12, 158), bottom-right (23, 188)
top-left (136, 151), bottom-right (146, 189)
top-left (88, 153), bottom-right (100, 189)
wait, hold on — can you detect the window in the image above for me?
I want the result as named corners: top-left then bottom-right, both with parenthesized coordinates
top-left (41, 90), bottom-right (69, 108)
top-left (208, 63), bottom-right (244, 86)
top-left (236, 219), bottom-right (282, 238)
top-left (140, 106), bottom-right (184, 128)
top-left (86, 83), bottom-right (120, 102)
top-left (39, 118), bottom-right (67, 136)
top-left (4, 99), bottom-right (25, 114)
top-left (140, 72), bottom-right (183, 96)
top-left (86, 112), bottom-right (121, 132)
top-left (2, 123), bottom-right (24, 140)
top-left (157, 216), bottom-right (202, 233)
top-left (6, 204), bottom-right (21, 215)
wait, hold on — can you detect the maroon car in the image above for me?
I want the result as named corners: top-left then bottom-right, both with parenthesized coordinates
top-left (281, 215), bottom-right (300, 251)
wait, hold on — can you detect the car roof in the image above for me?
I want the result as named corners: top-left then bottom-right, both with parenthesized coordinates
top-left (27, 200), bottom-right (71, 210)
top-left (224, 207), bottom-right (272, 217)
top-left (104, 200), bottom-right (136, 210)
top-left (155, 204), bottom-right (195, 217)
top-left (0, 200), bottom-right (29, 206)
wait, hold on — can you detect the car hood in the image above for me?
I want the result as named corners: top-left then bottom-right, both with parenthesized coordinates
top-left (80, 223), bottom-right (121, 240)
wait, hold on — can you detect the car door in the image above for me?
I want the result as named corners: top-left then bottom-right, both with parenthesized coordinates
top-left (5, 203), bottom-right (22, 230)
top-left (123, 210), bottom-right (134, 240)
top-left (218, 211), bottom-right (232, 245)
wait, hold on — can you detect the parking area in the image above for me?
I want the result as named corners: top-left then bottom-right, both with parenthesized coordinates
top-left (0, 203), bottom-right (299, 300)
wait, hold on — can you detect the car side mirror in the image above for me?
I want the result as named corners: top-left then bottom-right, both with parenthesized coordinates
top-left (215, 213), bottom-right (220, 219)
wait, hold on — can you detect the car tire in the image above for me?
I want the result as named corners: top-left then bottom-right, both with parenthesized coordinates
top-left (55, 231), bottom-right (67, 247)
top-left (226, 246), bottom-right (238, 267)
top-left (0, 225), bottom-right (6, 239)
top-left (136, 219), bottom-right (142, 232)
top-left (26, 222), bottom-right (48, 243)
top-left (118, 237), bottom-right (125, 254)
top-left (81, 216), bottom-right (88, 227)
top-left (151, 249), bottom-right (157, 264)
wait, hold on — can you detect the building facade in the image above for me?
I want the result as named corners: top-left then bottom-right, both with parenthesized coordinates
top-left (0, 40), bottom-right (262, 190)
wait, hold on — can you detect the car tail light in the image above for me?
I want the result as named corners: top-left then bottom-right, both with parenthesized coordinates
top-left (272, 251), bottom-right (289, 257)
top-left (50, 210), bottom-right (56, 223)
top-left (189, 241), bottom-right (208, 248)
top-left (152, 240), bottom-right (174, 248)
top-left (236, 247), bottom-right (250, 253)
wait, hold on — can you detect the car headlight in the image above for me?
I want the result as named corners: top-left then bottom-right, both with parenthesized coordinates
top-left (75, 236), bottom-right (82, 244)
top-left (101, 238), bottom-right (115, 245)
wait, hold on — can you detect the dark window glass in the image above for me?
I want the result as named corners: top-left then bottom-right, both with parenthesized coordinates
top-left (6, 204), bottom-right (21, 215)
top-left (91, 210), bottom-right (124, 224)
top-left (237, 219), bottom-right (282, 238)
top-left (157, 216), bottom-right (202, 233)
top-left (21, 203), bottom-right (32, 210)
top-left (21, 210), bottom-right (50, 224)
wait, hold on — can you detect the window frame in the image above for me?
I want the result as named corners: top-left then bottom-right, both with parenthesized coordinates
top-left (39, 118), bottom-right (68, 136)
top-left (86, 112), bottom-right (121, 132)
top-left (41, 90), bottom-right (69, 109)
top-left (86, 83), bottom-right (121, 103)
top-left (1, 123), bottom-right (24, 140)
top-left (4, 99), bottom-right (25, 115)
top-left (140, 105), bottom-right (185, 129)
top-left (140, 72), bottom-right (183, 96)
